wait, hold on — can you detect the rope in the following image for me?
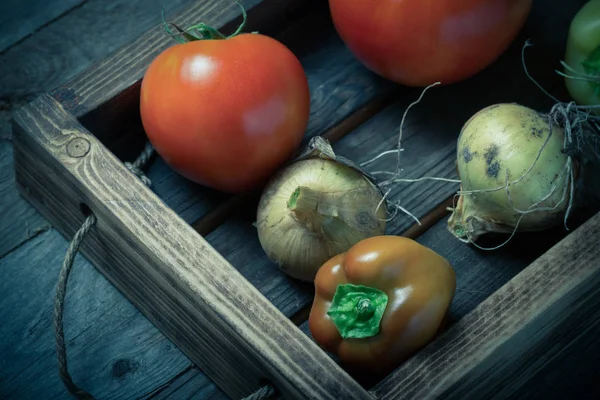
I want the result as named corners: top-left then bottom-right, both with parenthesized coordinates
top-left (241, 385), bottom-right (278, 400)
top-left (53, 214), bottom-right (97, 400)
top-left (53, 141), bottom-right (277, 400)
top-left (123, 142), bottom-right (155, 186)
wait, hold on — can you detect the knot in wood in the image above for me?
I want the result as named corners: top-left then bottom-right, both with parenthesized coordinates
top-left (66, 137), bottom-right (90, 158)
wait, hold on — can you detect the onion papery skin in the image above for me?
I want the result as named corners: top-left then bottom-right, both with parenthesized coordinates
top-left (448, 103), bottom-right (572, 243)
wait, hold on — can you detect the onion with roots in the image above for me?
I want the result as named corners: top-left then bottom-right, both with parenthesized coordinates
top-left (443, 39), bottom-right (600, 247)
top-left (447, 103), bottom-right (575, 244)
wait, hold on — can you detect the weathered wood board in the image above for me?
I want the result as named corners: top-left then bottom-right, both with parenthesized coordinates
top-left (5, 0), bottom-right (600, 399)
top-left (0, 228), bottom-right (216, 400)
top-left (0, 0), bottom-right (84, 53)
top-left (0, 140), bottom-right (50, 257)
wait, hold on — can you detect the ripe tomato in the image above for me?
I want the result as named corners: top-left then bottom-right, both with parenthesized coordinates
top-left (140, 31), bottom-right (310, 193)
top-left (328, 0), bottom-right (533, 87)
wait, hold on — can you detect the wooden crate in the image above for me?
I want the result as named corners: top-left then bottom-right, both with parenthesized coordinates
top-left (11, 0), bottom-right (600, 399)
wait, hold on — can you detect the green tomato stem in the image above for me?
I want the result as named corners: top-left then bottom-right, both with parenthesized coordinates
top-left (326, 283), bottom-right (389, 339)
top-left (161, 0), bottom-right (249, 44)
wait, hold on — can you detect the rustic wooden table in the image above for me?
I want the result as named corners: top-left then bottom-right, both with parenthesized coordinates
top-left (1, 1), bottom-right (599, 399)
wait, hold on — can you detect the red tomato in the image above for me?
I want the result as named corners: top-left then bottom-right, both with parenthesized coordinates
top-left (140, 33), bottom-right (310, 193)
top-left (328, 0), bottom-right (533, 86)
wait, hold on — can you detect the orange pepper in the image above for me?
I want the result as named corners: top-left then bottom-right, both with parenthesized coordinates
top-left (308, 235), bottom-right (456, 374)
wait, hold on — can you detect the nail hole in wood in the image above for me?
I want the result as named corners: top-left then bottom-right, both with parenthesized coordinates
top-left (80, 203), bottom-right (93, 217)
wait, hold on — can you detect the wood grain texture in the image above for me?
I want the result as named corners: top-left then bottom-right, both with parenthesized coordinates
top-left (0, 228), bottom-right (220, 400)
top-left (418, 214), bottom-right (583, 323)
top-left (0, 0), bottom-right (85, 53)
top-left (0, 0), bottom-right (190, 101)
top-left (372, 211), bottom-right (600, 400)
top-left (145, 365), bottom-right (226, 400)
top-left (505, 307), bottom-right (600, 400)
top-left (12, 94), bottom-right (374, 400)
top-left (0, 0), bottom-right (192, 140)
top-left (0, 140), bottom-right (50, 257)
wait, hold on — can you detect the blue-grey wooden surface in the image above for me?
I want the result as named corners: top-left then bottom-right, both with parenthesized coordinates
top-left (2, 1), bottom-right (599, 399)
top-left (0, 1), bottom-right (225, 398)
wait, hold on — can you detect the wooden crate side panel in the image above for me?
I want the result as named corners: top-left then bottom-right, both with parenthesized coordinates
top-left (372, 211), bottom-right (600, 400)
top-left (414, 215), bottom-right (575, 323)
top-left (11, 103), bottom-right (260, 399)
top-left (12, 94), bottom-right (373, 400)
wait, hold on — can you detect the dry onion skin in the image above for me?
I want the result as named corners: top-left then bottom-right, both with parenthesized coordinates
top-left (256, 137), bottom-right (387, 281)
top-left (447, 103), bottom-right (575, 244)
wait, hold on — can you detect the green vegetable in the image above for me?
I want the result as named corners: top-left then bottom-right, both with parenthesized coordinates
top-left (447, 103), bottom-right (573, 245)
top-left (326, 284), bottom-right (389, 339)
top-left (562, 0), bottom-right (600, 113)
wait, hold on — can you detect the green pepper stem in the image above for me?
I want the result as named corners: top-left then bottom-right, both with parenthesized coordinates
top-left (356, 298), bottom-right (375, 320)
top-left (326, 283), bottom-right (389, 339)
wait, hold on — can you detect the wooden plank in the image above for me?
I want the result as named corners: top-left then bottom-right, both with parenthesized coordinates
top-left (0, 228), bottom-right (214, 400)
top-left (0, 0), bottom-right (191, 104)
top-left (144, 365), bottom-right (226, 400)
top-left (0, 140), bottom-right (50, 257)
top-left (12, 94), bottom-right (374, 400)
top-left (0, 0), bottom-right (84, 53)
top-left (371, 211), bottom-right (600, 400)
top-left (505, 312), bottom-right (600, 400)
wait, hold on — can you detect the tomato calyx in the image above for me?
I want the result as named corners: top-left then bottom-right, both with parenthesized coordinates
top-left (326, 283), bottom-right (389, 339)
top-left (160, 0), bottom-right (253, 43)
